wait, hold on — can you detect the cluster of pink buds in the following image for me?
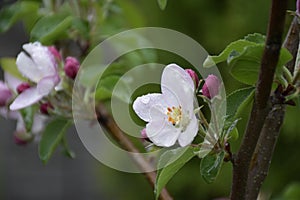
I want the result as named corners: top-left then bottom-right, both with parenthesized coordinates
top-left (0, 42), bottom-right (81, 145)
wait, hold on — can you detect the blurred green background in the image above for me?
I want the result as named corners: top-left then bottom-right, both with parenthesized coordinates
top-left (1, 0), bottom-right (300, 199)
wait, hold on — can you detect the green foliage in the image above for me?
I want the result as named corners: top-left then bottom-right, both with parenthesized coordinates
top-left (226, 86), bottom-right (255, 120)
top-left (157, 0), bottom-right (168, 10)
top-left (0, 1), bottom-right (40, 33)
top-left (0, 58), bottom-right (27, 81)
top-left (229, 44), bottom-right (292, 85)
top-left (155, 146), bottom-right (196, 200)
top-left (204, 33), bottom-right (292, 85)
top-left (30, 14), bottom-right (73, 45)
top-left (20, 106), bottom-right (36, 132)
top-left (39, 119), bottom-right (71, 164)
top-left (200, 151), bottom-right (225, 184)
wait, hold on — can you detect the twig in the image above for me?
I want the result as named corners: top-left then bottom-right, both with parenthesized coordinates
top-left (95, 103), bottom-right (173, 200)
top-left (230, 0), bottom-right (288, 199)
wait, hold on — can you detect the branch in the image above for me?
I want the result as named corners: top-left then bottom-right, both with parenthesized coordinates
top-left (95, 103), bottom-right (173, 200)
top-left (246, 15), bottom-right (300, 199)
top-left (246, 103), bottom-right (285, 199)
top-left (230, 0), bottom-right (288, 199)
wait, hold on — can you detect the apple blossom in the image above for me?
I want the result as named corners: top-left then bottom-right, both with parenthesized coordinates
top-left (133, 64), bottom-right (199, 147)
top-left (10, 42), bottom-right (60, 110)
top-left (202, 74), bottom-right (220, 99)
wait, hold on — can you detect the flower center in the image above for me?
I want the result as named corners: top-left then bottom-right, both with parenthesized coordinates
top-left (167, 106), bottom-right (182, 126)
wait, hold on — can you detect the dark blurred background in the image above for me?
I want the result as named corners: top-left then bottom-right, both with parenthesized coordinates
top-left (1, 0), bottom-right (300, 199)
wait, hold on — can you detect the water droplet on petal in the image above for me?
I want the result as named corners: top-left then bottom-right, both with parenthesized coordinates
top-left (141, 96), bottom-right (150, 104)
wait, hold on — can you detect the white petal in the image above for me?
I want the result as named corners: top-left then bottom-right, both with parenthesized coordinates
top-left (133, 93), bottom-right (163, 122)
top-left (178, 115), bottom-right (198, 147)
top-left (4, 72), bottom-right (23, 93)
top-left (30, 46), bottom-right (57, 77)
top-left (37, 75), bottom-right (59, 96)
top-left (22, 42), bottom-right (42, 55)
top-left (9, 87), bottom-right (43, 110)
top-left (146, 105), bottom-right (180, 147)
top-left (161, 63), bottom-right (195, 109)
top-left (16, 52), bottom-right (43, 82)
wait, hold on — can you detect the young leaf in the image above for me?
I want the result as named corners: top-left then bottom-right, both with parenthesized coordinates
top-left (229, 44), bottom-right (263, 85)
top-left (200, 151), bottom-right (225, 184)
top-left (244, 33), bottom-right (266, 44)
top-left (20, 106), bottom-right (35, 132)
top-left (30, 14), bottom-right (73, 45)
top-left (155, 146), bottom-right (196, 200)
top-left (226, 86), bottom-right (255, 120)
top-left (0, 58), bottom-right (26, 81)
top-left (157, 0), bottom-right (168, 10)
top-left (39, 119), bottom-right (71, 164)
top-left (0, 1), bottom-right (40, 33)
top-left (203, 40), bottom-right (256, 68)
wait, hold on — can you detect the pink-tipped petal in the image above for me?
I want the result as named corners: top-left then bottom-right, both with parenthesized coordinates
top-left (9, 87), bottom-right (43, 110)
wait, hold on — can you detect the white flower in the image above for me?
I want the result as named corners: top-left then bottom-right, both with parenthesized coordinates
top-left (133, 64), bottom-right (199, 147)
top-left (10, 42), bottom-right (60, 110)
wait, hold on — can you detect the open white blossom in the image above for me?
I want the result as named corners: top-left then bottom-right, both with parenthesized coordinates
top-left (133, 64), bottom-right (198, 147)
top-left (10, 42), bottom-right (60, 110)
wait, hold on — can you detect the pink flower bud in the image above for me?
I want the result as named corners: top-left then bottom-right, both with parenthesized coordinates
top-left (13, 131), bottom-right (32, 146)
top-left (48, 46), bottom-right (62, 61)
top-left (202, 74), bottom-right (220, 99)
top-left (185, 69), bottom-right (199, 88)
top-left (64, 57), bottom-right (80, 79)
top-left (0, 81), bottom-right (12, 106)
top-left (16, 82), bottom-right (31, 94)
top-left (40, 102), bottom-right (53, 115)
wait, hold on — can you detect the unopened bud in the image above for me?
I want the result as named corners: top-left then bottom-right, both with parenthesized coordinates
top-left (64, 57), bottom-right (80, 79)
top-left (0, 81), bottom-right (12, 106)
top-left (17, 82), bottom-right (31, 94)
top-left (13, 131), bottom-right (32, 146)
top-left (48, 46), bottom-right (61, 61)
top-left (202, 74), bottom-right (220, 99)
top-left (185, 69), bottom-right (199, 88)
top-left (40, 102), bottom-right (54, 115)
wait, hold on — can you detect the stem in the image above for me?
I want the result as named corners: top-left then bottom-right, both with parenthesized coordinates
top-left (230, 0), bottom-right (287, 199)
top-left (246, 103), bottom-right (285, 199)
top-left (95, 103), bottom-right (173, 200)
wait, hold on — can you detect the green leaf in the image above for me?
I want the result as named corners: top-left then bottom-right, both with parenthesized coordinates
top-left (30, 14), bottom-right (73, 45)
top-left (203, 40), bottom-right (256, 68)
top-left (229, 44), bottom-right (263, 85)
top-left (157, 0), bottom-right (168, 10)
top-left (0, 58), bottom-right (26, 81)
top-left (244, 33), bottom-right (266, 44)
top-left (155, 146), bottom-right (196, 200)
top-left (200, 151), bottom-right (225, 184)
top-left (226, 86), bottom-right (255, 119)
top-left (20, 106), bottom-right (36, 132)
top-left (229, 45), bottom-right (292, 85)
top-left (39, 119), bottom-right (71, 164)
top-left (0, 1), bottom-right (40, 33)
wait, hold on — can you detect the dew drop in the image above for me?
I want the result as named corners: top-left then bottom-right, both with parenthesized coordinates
top-left (141, 96), bottom-right (150, 104)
